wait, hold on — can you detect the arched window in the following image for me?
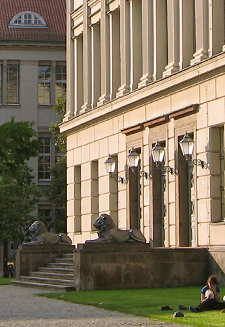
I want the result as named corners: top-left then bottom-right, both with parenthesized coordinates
top-left (8, 11), bottom-right (47, 28)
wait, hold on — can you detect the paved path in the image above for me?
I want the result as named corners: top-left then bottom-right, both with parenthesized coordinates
top-left (0, 285), bottom-right (191, 327)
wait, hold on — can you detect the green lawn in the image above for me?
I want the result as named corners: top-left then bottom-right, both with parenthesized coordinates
top-left (0, 278), bottom-right (14, 285)
top-left (39, 286), bottom-right (225, 327)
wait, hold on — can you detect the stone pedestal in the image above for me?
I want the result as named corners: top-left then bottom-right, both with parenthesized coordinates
top-left (15, 244), bottom-right (75, 280)
top-left (74, 243), bottom-right (208, 291)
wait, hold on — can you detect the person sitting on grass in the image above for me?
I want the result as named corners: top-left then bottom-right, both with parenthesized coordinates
top-left (189, 274), bottom-right (225, 312)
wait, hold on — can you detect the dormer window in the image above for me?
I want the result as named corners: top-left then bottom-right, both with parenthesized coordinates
top-left (9, 11), bottom-right (47, 28)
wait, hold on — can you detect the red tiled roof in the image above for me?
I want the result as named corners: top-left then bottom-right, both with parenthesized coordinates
top-left (0, 0), bottom-right (66, 41)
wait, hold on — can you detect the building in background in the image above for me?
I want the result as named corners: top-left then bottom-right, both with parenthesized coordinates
top-left (0, 0), bottom-right (66, 259)
top-left (62, 0), bottom-right (225, 248)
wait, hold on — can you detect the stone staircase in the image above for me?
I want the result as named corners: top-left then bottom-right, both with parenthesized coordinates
top-left (12, 253), bottom-right (76, 292)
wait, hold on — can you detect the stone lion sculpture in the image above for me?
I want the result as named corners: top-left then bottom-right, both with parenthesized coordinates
top-left (86, 213), bottom-right (146, 243)
top-left (22, 220), bottom-right (72, 245)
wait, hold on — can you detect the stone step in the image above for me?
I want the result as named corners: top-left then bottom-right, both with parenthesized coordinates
top-left (29, 271), bottom-right (73, 280)
top-left (53, 257), bottom-right (73, 264)
top-left (20, 275), bottom-right (73, 286)
top-left (12, 253), bottom-right (75, 292)
top-left (38, 267), bottom-right (73, 274)
top-left (11, 280), bottom-right (76, 292)
top-left (46, 262), bottom-right (73, 269)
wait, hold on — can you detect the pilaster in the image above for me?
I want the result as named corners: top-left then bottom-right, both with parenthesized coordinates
top-left (109, 10), bottom-right (121, 100)
top-left (116, 0), bottom-right (130, 97)
top-left (190, 0), bottom-right (209, 65)
top-left (153, 0), bottom-right (167, 80)
top-left (91, 23), bottom-right (101, 108)
top-left (208, 0), bottom-right (224, 57)
top-left (64, 0), bottom-right (75, 122)
top-left (81, 1), bottom-right (92, 113)
top-left (179, 0), bottom-right (194, 69)
top-left (130, 0), bottom-right (142, 91)
top-left (138, 0), bottom-right (154, 88)
top-left (97, 0), bottom-right (110, 106)
top-left (163, 0), bottom-right (180, 77)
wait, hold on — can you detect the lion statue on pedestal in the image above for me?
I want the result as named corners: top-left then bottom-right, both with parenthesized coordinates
top-left (22, 220), bottom-right (72, 245)
top-left (86, 213), bottom-right (146, 243)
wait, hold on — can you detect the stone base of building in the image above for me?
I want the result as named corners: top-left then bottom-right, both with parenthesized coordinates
top-left (74, 243), bottom-right (208, 290)
top-left (15, 243), bottom-right (225, 290)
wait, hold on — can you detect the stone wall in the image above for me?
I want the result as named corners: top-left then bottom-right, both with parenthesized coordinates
top-left (15, 244), bottom-right (75, 280)
top-left (16, 243), bottom-right (225, 290)
top-left (73, 243), bottom-right (208, 290)
top-left (208, 247), bottom-right (225, 286)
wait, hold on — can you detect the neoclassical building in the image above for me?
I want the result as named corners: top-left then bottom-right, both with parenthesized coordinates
top-left (61, 0), bottom-right (225, 248)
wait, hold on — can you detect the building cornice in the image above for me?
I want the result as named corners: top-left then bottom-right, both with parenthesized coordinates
top-left (60, 51), bottom-right (225, 135)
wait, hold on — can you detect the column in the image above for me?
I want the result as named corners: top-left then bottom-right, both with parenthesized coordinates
top-left (138, 0), bottom-right (154, 88)
top-left (109, 10), bottom-right (121, 100)
top-left (64, 0), bottom-right (74, 121)
top-left (190, 0), bottom-right (209, 65)
top-left (81, 1), bottom-right (92, 112)
top-left (116, 0), bottom-right (130, 97)
top-left (74, 35), bottom-right (83, 115)
top-left (179, 0), bottom-right (194, 69)
top-left (91, 23), bottom-right (101, 108)
top-left (163, 0), bottom-right (180, 77)
top-left (97, 0), bottom-right (110, 106)
top-left (208, 0), bottom-right (224, 56)
top-left (130, 0), bottom-right (142, 91)
top-left (153, 0), bottom-right (167, 80)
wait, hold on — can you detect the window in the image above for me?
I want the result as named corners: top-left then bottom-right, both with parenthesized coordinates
top-left (55, 65), bottom-right (66, 100)
top-left (38, 66), bottom-right (51, 105)
top-left (7, 64), bottom-right (20, 104)
top-left (38, 208), bottom-right (52, 221)
top-left (38, 207), bottom-right (52, 230)
top-left (9, 11), bottom-right (47, 28)
top-left (38, 137), bottom-right (51, 180)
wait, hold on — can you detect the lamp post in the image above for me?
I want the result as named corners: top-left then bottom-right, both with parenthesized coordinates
top-left (151, 141), bottom-right (175, 174)
top-left (104, 154), bottom-right (127, 184)
top-left (179, 132), bottom-right (208, 169)
top-left (127, 148), bottom-right (140, 169)
top-left (127, 148), bottom-right (151, 179)
top-left (104, 154), bottom-right (116, 174)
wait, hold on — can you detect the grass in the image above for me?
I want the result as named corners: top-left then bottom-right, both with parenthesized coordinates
top-left (0, 278), bottom-right (14, 285)
top-left (38, 286), bottom-right (225, 327)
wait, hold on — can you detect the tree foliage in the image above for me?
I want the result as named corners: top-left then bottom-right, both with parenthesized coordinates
top-left (0, 167), bottom-right (41, 242)
top-left (0, 117), bottom-right (40, 178)
top-left (49, 96), bottom-right (66, 153)
top-left (0, 118), bottom-right (41, 243)
top-left (45, 96), bottom-right (67, 233)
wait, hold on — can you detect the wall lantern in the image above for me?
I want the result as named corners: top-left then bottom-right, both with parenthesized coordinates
top-left (151, 141), bottom-right (175, 174)
top-left (179, 132), bottom-right (208, 169)
top-left (104, 154), bottom-right (127, 184)
top-left (127, 148), bottom-right (151, 179)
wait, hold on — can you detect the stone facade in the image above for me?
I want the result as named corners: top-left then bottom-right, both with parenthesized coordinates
top-left (61, 0), bottom-right (225, 248)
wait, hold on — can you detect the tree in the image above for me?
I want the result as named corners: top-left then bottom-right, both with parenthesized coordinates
top-left (0, 166), bottom-right (41, 243)
top-left (44, 96), bottom-right (67, 233)
top-left (0, 117), bottom-right (41, 276)
top-left (0, 117), bottom-right (40, 178)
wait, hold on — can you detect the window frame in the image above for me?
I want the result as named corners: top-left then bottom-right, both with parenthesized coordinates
top-left (38, 65), bottom-right (52, 105)
top-left (7, 64), bottom-right (20, 104)
top-left (9, 11), bottom-right (47, 28)
top-left (38, 136), bottom-right (52, 182)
